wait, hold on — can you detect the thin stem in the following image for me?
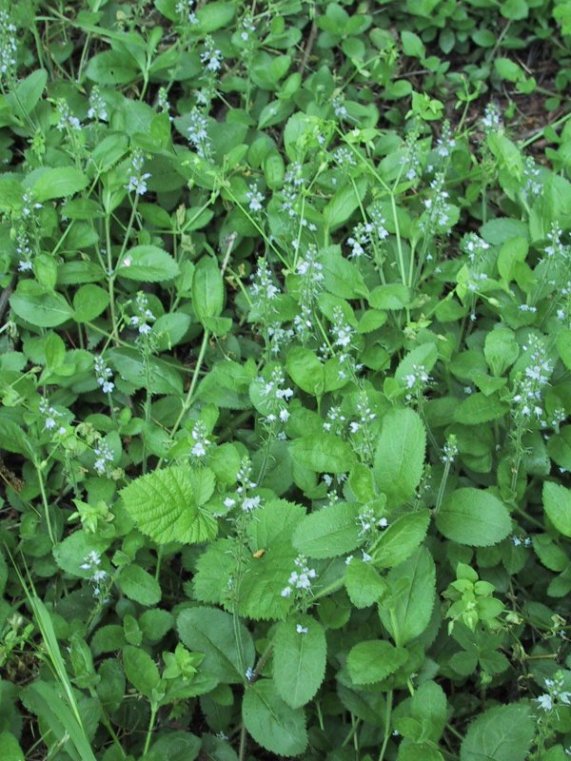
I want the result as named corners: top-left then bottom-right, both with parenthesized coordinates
top-left (142, 704), bottom-right (158, 756)
top-left (378, 690), bottom-right (393, 761)
top-left (36, 462), bottom-right (56, 545)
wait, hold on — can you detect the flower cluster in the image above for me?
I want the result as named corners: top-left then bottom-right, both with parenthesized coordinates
top-left (256, 366), bottom-right (294, 427)
top-left (422, 173), bottom-right (452, 232)
top-left (87, 87), bottom-right (108, 121)
top-left (462, 233), bottom-right (490, 266)
top-left (250, 258), bottom-right (280, 305)
top-left (56, 99), bottom-right (81, 132)
top-left (93, 441), bottom-right (114, 476)
top-left (404, 364), bottom-right (431, 402)
top-left (323, 406), bottom-right (346, 434)
top-left (130, 292), bottom-right (156, 336)
top-left (200, 36), bottom-right (223, 72)
top-left (176, 0), bottom-right (198, 24)
top-left (0, 10), bottom-right (17, 79)
top-left (125, 151), bottom-right (151, 196)
top-left (190, 421), bottom-right (210, 459)
top-left (281, 555), bottom-right (317, 598)
top-left (187, 108), bottom-right (212, 158)
top-left (357, 505), bottom-right (388, 536)
top-left (246, 184), bottom-right (265, 213)
top-left (293, 246), bottom-right (324, 340)
top-left (512, 336), bottom-right (553, 423)
top-left (522, 156), bottom-right (542, 200)
top-left (535, 673), bottom-right (571, 713)
top-left (223, 458), bottom-right (261, 513)
top-left (441, 435), bottom-right (458, 464)
top-left (80, 551), bottom-right (109, 599)
top-left (39, 398), bottom-right (66, 435)
top-left (435, 121), bottom-right (456, 159)
top-left (481, 102), bottom-right (502, 133)
top-left (94, 356), bottom-right (114, 394)
top-left (15, 228), bottom-right (33, 272)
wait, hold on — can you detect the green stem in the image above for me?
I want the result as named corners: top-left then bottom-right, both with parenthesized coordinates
top-left (378, 690), bottom-right (393, 761)
top-left (142, 703), bottom-right (158, 756)
top-left (36, 461), bottom-right (56, 545)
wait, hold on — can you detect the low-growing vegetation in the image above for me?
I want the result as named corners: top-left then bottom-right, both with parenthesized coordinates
top-left (1, 0), bottom-right (571, 759)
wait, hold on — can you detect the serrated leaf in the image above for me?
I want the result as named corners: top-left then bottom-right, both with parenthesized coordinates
top-left (30, 167), bottom-right (88, 201)
top-left (178, 607), bottom-right (255, 684)
top-left (242, 680), bottom-right (308, 757)
top-left (436, 488), bottom-right (512, 546)
top-left (371, 510), bottom-right (431, 568)
top-left (272, 616), bottom-right (326, 708)
top-left (120, 466), bottom-right (217, 545)
top-left (193, 538), bottom-right (237, 606)
top-left (117, 245), bottom-right (180, 282)
top-left (347, 640), bottom-right (408, 684)
top-left (374, 409), bottom-right (426, 507)
top-left (379, 547), bottom-right (435, 646)
top-left (123, 645), bottom-right (160, 698)
top-left (460, 703), bottom-right (534, 761)
top-left (239, 542), bottom-right (298, 621)
top-left (454, 392), bottom-right (509, 425)
top-left (543, 481), bottom-right (571, 537)
top-left (345, 560), bottom-right (387, 608)
top-left (293, 502), bottom-right (361, 559)
top-left (290, 433), bottom-right (355, 473)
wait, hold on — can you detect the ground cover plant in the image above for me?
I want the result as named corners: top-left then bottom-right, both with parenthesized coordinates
top-left (2, 0), bottom-right (571, 759)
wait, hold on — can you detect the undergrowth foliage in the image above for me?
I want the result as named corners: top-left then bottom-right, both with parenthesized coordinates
top-left (1, 0), bottom-right (571, 760)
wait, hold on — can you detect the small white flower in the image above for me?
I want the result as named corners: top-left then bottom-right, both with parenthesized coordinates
top-left (296, 624), bottom-right (309, 635)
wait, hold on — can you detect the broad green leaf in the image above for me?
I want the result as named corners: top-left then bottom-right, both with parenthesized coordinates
top-left (436, 488), bottom-right (512, 546)
top-left (323, 177), bottom-right (368, 231)
top-left (454, 392), bottom-right (509, 424)
top-left (379, 547), bottom-right (435, 646)
top-left (543, 481), bottom-right (571, 537)
top-left (85, 50), bottom-right (139, 84)
top-left (120, 466), bottom-right (217, 545)
top-left (409, 681), bottom-right (447, 742)
top-left (374, 409), bottom-right (426, 506)
top-left (0, 732), bottom-right (24, 761)
top-left (371, 510), bottom-right (431, 568)
top-left (196, 1), bottom-right (235, 32)
top-left (73, 285), bottom-right (109, 323)
top-left (395, 344), bottom-right (438, 387)
top-left (484, 327), bottom-right (519, 375)
top-left (293, 502), bottom-right (361, 559)
top-left (290, 433), bottom-right (355, 473)
top-left (242, 680), bottom-right (308, 756)
top-left (272, 616), bottom-right (326, 708)
top-left (347, 640), bottom-right (408, 684)
top-left (117, 564), bottom-right (161, 606)
top-left (29, 167), bottom-right (88, 201)
top-left (107, 347), bottom-right (183, 396)
top-left (286, 347), bottom-right (325, 396)
top-left (345, 560), bottom-right (387, 608)
top-left (460, 703), bottom-right (534, 761)
top-left (193, 538), bottom-right (237, 607)
top-left (192, 256), bottom-right (224, 323)
top-left (10, 282), bottom-right (74, 328)
top-left (123, 645), bottom-right (160, 698)
top-left (116, 245), bottom-right (180, 282)
top-left (177, 607), bottom-right (255, 684)
top-left (6, 69), bottom-right (47, 120)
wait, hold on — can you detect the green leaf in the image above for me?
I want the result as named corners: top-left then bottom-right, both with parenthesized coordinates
top-left (120, 466), bottom-right (217, 545)
top-left (290, 433), bottom-right (355, 473)
top-left (177, 606), bottom-right (255, 684)
top-left (73, 285), bottom-right (109, 323)
top-left (286, 347), bottom-right (325, 396)
top-left (347, 640), bottom-right (408, 685)
top-left (460, 703), bottom-right (534, 761)
top-left (436, 488), bottom-right (512, 546)
top-left (195, 1), bottom-right (235, 32)
top-left (117, 564), bottom-right (162, 606)
top-left (453, 393), bottom-right (509, 425)
top-left (323, 177), bottom-right (368, 232)
top-left (85, 50), bottom-right (139, 84)
top-left (10, 282), bottom-right (74, 327)
top-left (371, 510), bottom-right (431, 568)
top-left (6, 69), bottom-right (47, 120)
top-left (242, 680), bottom-right (308, 757)
top-left (293, 502), bottom-right (361, 559)
top-left (345, 560), bottom-right (387, 608)
top-left (543, 482), bottom-right (571, 537)
top-left (192, 256), bottom-right (224, 323)
top-left (379, 547), bottom-right (435, 646)
top-left (401, 30), bottom-right (425, 58)
top-left (374, 409), bottom-right (426, 507)
top-left (123, 645), bottom-right (161, 698)
top-left (29, 167), bottom-right (88, 201)
top-left (0, 732), bottom-right (24, 761)
top-left (272, 616), bottom-right (326, 708)
top-left (117, 245), bottom-right (180, 282)
top-left (484, 327), bottom-right (519, 376)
